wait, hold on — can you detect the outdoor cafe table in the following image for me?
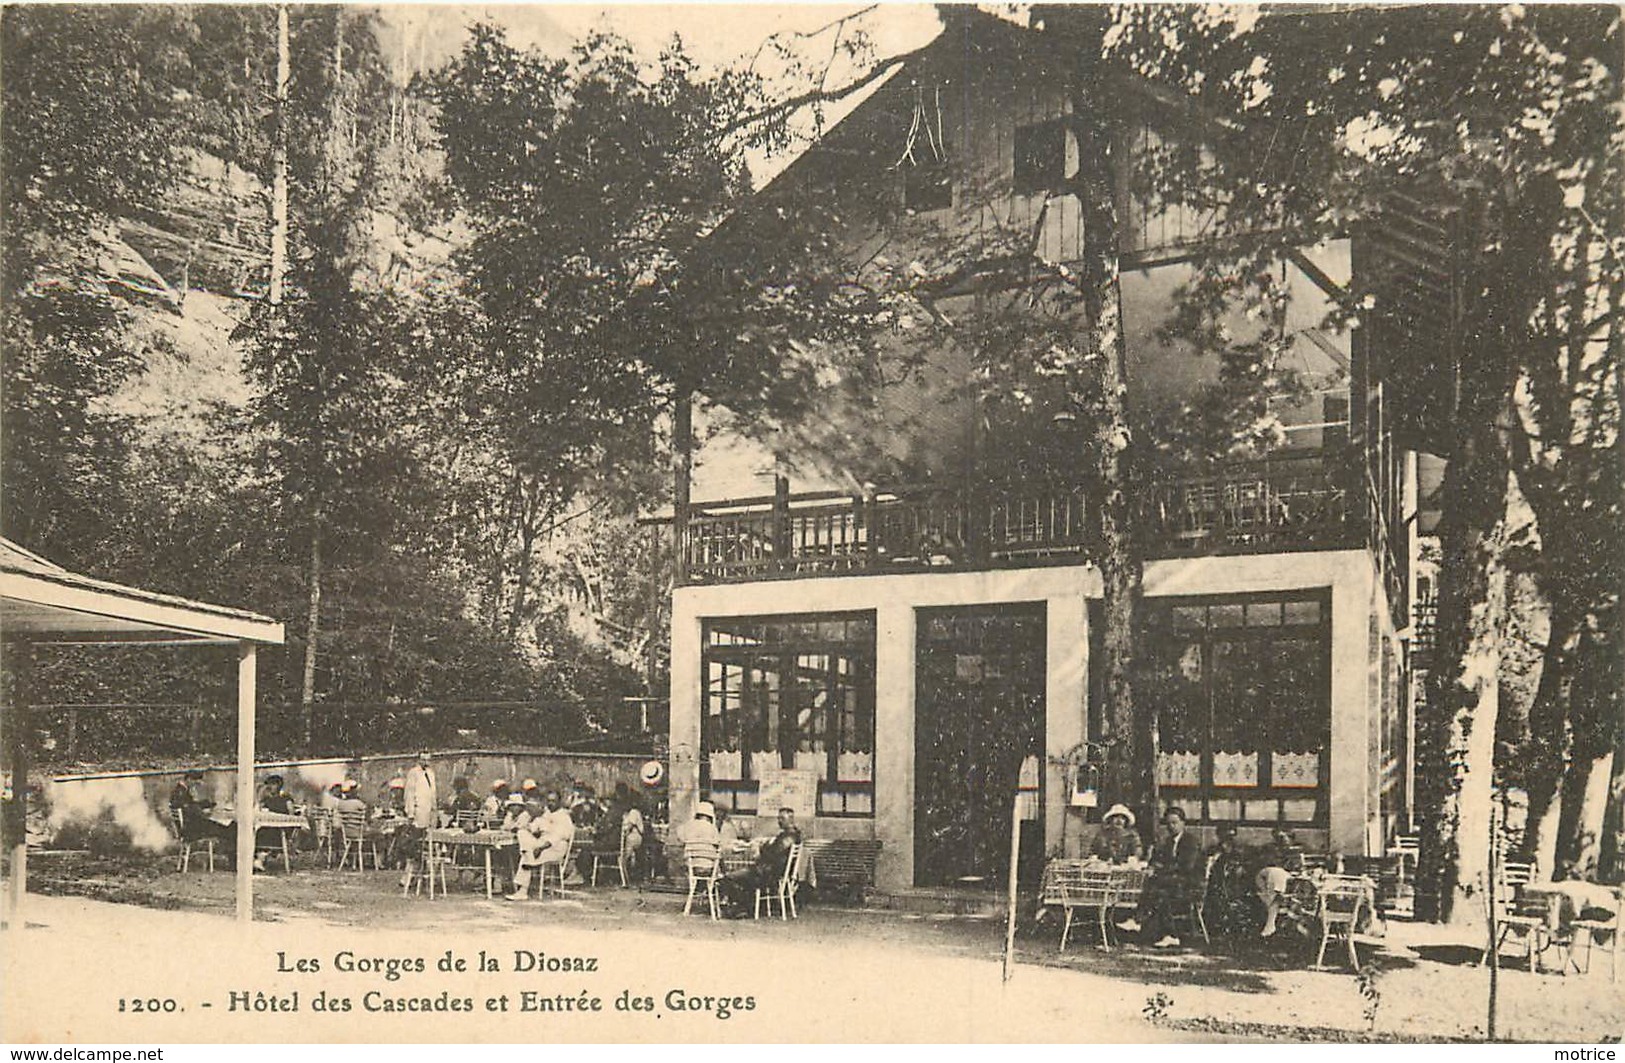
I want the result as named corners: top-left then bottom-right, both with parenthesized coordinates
top-left (427, 827), bottom-right (516, 899)
top-left (207, 808), bottom-right (308, 870)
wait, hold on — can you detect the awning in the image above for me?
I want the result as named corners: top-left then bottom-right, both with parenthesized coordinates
top-left (1, 536), bottom-right (283, 928)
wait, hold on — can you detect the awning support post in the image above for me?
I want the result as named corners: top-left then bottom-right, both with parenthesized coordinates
top-left (235, 641), bottom-right (257, 925)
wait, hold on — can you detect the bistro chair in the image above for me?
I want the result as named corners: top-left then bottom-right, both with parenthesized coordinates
top-left (683, 840), bottom-right (722, 920)
top-left (589, 825), bottom-right (629, 888)
top-left (308, 807), bottom-right (337, 868)
top-left (169, 807), bottom-right (217, 873)
top-left (755, 842), bottom-right (806, 920)
top-left (404, 834), bottom-right (449, 898)
top-left (1313, 874), bottom-right (1372, 971)
top-left (337, 809), bottom-right (381, 872)
top-left (453, 810), bottom-right (482, 832)
top-left (1480, 859), bottom-right (1547, 972)
top-left (1569, 884), bottom-right (1622, 982)
top-left (1170, 854), bottom-right (1216, 946)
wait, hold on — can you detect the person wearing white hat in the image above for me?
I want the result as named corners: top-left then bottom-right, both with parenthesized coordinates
top-left (678, 800), bottom-right (721, 849)
top-left (483, 779), bottom-right (511, 824)
top-left (1090, 804), bottom-right (1144, 865)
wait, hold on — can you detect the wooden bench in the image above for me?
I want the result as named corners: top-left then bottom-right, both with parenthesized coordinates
top-left (803, 839), bottom-right (883, 901)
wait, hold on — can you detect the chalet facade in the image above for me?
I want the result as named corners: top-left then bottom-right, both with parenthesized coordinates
top-left (663, 10), bottom-right (1419, 892)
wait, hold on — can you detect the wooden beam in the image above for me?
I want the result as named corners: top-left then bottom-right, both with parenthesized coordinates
top-left (235, 642), bottom-right (257, 925)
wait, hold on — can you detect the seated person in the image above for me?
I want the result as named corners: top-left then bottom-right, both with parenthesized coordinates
top-left (499, 792), bottom-right (529, 831)
top-left (717, 809), bottom-right (746, 852)
top-left (1204, 823), bottom-right (1258, 936)
top-left (717, 807), bottom-right (802, 918)
top-left (1135, 806), bottom-right (1205, 947)
top-left (169, 770), bottom-right (234, 856)
top-left (252, 774), bottom-right (294, 872)
top-left (1254, 828), bottom-right (1313, 937)
top-left (332, 779), bottom-right (368, 817)
top-left (507, 791), bottom-right (574, 900)
top-left (1090, 804), bottom-right (1144, 864)
top-left (446, 776), bottom-right (483, 821)
top-left (678, 801), bottom-right (721, 848)
top-left (483, 780), bottom-right (511, 824)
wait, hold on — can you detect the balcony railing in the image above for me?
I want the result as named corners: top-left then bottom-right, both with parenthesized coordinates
top-left (678, 450), bottom-right (1366, 585)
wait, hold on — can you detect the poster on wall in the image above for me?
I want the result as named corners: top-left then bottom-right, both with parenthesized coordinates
top-left (755, 767), bottom-right (818, 824)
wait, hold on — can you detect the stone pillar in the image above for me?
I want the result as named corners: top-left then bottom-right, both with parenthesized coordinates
top-left (1045, 591), bottom-right (1087, 858)
top-left (874, 601), bottom-right (916, 891)
top-left (667, 594), bottom-right (704, 827)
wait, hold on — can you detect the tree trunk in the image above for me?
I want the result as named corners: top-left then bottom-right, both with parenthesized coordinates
top-left (1414, 180), bottom-right (1563, 922)
top-left (1599, 708), bottom-right (1625, 880)
top-left (1553, 752), bottom-right (1611, 879)
top-left (1523, 607), bottom-right (1580, 872)
top-left (1419, 460), bottom-right (1512, 923)
top-left (268, 5), bottom-right (289, 305)
top-left (299, 519), bottom-right (323, 747)
top-left (1072, 40), bottom-right (1152, 826)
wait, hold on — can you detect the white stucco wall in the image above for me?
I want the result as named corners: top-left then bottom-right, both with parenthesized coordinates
top-left (669, 548), bottom-right (1380, 892)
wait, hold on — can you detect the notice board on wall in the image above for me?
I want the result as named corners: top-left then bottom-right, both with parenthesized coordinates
top-left (756, 767), bottom-right (818, 823)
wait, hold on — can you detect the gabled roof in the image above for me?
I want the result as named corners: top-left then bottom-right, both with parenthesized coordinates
top-left (0, 536), bottom-right (284, 645)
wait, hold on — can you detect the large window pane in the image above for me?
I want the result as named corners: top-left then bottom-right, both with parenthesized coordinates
top-left (702, 611), bottom-right (877, 817)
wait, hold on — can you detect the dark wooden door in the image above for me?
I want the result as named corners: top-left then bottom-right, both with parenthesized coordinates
top-left (914, 603), bottom-right (1046, 887)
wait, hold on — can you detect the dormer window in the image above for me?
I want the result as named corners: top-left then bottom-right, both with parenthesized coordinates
top-left (1013, 118), bottom-right (1069, 195)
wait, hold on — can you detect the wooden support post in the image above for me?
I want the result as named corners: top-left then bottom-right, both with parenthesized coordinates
top-left (236, 642), bottom-right (258, 925)
top-left (862, 484), bottom-right (877, 568)
top-left (772, 473), bottom-right (791, 572)
top-left (673, 391), bottom-right (692, 586)
top-left (4, 646), bottom-right (33, 932)
top-left (1002, 791), bottom-right (1022, 983)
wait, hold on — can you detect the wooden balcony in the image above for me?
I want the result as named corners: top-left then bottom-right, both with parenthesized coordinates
top-left (676, 450), bottom-right (1377, 586)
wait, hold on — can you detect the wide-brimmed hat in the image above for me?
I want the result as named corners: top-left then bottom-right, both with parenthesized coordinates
top-left (505, 793), bottom-right (525, 806)
top-left (1103, 804), bottom-right (1136, 827)
top-left (491, 778), bottom-right (508, 791)
top-left (694, 801), bottom-right (716, 820)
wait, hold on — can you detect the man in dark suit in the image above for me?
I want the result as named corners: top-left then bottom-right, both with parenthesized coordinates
top-left (1139, 805), bottom-right (1206, 947)
top-left (717, 807), bottom-right (802, 918)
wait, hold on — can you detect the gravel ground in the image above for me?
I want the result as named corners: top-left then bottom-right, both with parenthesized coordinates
top-left (4, 856), bottom-right (1621, 1043)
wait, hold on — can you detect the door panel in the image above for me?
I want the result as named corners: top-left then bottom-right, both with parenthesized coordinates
top-left (914, 604), bottom-right (1046, 887)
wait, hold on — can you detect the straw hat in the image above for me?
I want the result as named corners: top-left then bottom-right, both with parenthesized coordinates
top-left (694, 801), bottom-right (716, 820)
top-left (1103, 803), bottom-right (1136, 827)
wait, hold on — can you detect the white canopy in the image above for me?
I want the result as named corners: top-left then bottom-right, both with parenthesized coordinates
top-left (1, 536), bottom-right (284, 925)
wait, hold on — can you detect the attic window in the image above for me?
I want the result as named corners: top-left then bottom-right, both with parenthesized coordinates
top-left (904, 163), bottom-right (952, 212)
top-left (1013, 119), bottom-right (1069, 195)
